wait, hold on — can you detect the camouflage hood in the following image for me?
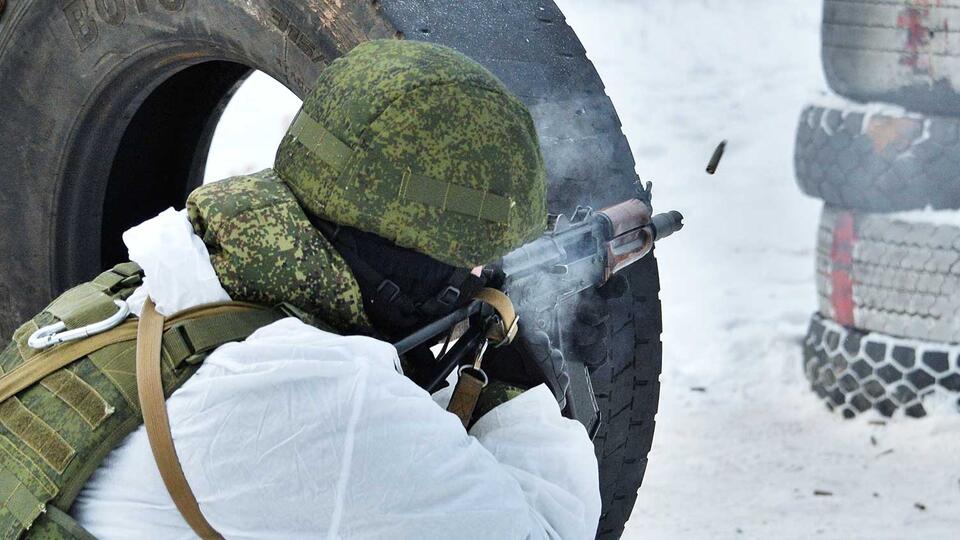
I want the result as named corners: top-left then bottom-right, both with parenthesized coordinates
top-left (274, 39), bottom-right (547, 268)
top-left (186, 170), bottom-right (371, 333)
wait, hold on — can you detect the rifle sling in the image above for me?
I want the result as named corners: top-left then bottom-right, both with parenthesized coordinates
top-left (473, 288), bottom-right (518, 346)
top-left (137, 298), bottom-right (224, 540)
top-left (446, 368), bottom-right (487, 428)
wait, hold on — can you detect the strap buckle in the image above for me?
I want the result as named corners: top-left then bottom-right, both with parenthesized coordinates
top-left (473, 288), bottom-right (519, 347)
top-left (457, 364), bottom-right (489, 388)
top-left (375, 279), bottom-right (401, 304)
top-left (436, 285), bottom-right (461, 307)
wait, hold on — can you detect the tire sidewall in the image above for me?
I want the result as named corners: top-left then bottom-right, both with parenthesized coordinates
top-left (0, 0), bottom-right (388, 332)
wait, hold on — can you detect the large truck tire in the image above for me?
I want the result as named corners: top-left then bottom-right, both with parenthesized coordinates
top-left (794, 102), bottom-right (960, 212)
top-left (0, 1), bottom-right (660, 537)
top-left (803, 312), bottom-right (960, 419)
top-left (817, 206), bottom-right (960, 343)
top-left (822, 0), bottom-right (960, 116)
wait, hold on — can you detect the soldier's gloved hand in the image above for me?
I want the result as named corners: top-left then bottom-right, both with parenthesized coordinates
top-left (482, 321), bottom-right (570, 409)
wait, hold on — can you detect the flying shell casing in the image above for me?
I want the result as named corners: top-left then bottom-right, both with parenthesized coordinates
top-left (706, 140), bottom-right (726, 174)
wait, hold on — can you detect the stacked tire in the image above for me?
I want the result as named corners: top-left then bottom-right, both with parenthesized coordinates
top-left (797, 0), bottom-right (960, 418)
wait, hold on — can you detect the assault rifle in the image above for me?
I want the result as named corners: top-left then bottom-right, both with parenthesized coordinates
top-left (393, 181), bottom-right (683, 436)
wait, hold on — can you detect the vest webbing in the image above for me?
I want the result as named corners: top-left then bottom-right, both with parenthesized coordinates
top-left (0, 263), bottom-right (283, 539)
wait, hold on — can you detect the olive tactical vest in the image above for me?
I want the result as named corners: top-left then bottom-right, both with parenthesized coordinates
top-left (0, 170), bottom-right (367, 538)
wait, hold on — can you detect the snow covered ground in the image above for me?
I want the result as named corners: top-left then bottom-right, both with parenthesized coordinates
top-left (204, 1), bottom-right (960, 538)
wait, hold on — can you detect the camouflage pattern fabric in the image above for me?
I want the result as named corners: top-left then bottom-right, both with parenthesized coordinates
top-left (0, 264), bottom-right (188, 538)
top-left (471, 379), bottom-right (527, 427)
top-left (274, 39), bottom-right (547, 268)
top-left (0, 167), bottom-right (373, 539)
top-left (0, 41), bottom-right (546, 538)
top-left (187, 170), bottom-right (371, 334)
top-left (0, 261), bottom-right (284, 539)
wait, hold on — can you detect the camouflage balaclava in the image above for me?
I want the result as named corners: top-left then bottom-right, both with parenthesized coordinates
top-left (187, 170), bottom-right (371, 333)
top-left (274, 39), bottom-right (548, 268)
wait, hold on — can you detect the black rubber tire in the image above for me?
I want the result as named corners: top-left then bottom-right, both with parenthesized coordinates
top-left (803, 312), bottom-right (960, 419)
top-left (817, 205), bottom-right (960, 343)
top-left (822, 0), bottom-right (960, 116)
top-left (584, 253), bottom-right (661, 538)
top-left (794, 102), bottom-right (960, 212)
top-left (0, 1), bottom-right (660, 537)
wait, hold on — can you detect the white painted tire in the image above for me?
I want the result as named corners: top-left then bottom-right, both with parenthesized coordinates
top-left (823, 0), bottom-right (960, 115)
top-left (816, 206), bottom-right (960, 343)
top-left (794, 101), bottom-right (960, 212)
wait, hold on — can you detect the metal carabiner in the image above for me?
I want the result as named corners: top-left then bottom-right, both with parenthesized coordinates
top-left (28, 299), bottom-right (131, 350)
top-left (456, 337), bottom-right (490, 388)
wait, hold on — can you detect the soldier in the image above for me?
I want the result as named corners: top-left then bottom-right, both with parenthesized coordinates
top-left (0, 40), bottom-right (600, 538)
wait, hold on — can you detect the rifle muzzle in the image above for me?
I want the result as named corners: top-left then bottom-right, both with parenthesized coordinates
top-left (650, 211), bottom-right (684, 241)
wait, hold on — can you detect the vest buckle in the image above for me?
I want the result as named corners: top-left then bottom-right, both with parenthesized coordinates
top-left (375, 280), bottom-right (401, 304)
top-left (436, 285), bottom-right (461, 307)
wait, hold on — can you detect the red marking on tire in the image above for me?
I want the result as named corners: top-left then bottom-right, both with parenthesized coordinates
top-left (897, 5), bottom-right (933, 74)
top-left (831, 211), bottom-right (856, 327)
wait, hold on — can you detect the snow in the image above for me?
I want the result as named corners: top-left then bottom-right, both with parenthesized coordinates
top-left (551, 1), bottom-right (960, 538)
top-left (203, 73), bottom-right (300, 182)
top-left (812, 92), bottom-right (922, 121)
top-left (203, 1), bottom-right (960, 538)
top-left (889, 207), bottom-right (960, 227)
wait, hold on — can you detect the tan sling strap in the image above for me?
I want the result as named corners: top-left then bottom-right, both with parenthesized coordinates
top-left (472, 288), bottom-right (519, 346)
top-left (446, 365), bottom-right (488, 428)
top-left (0, 301), bottom-right (269, 404)
top-left (446, 288), bottom-right (519, 427)
top-left (137, 298), bottom-right (224, 540)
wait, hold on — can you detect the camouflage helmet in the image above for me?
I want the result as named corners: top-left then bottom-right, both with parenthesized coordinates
top-left (274, 39), bottom-right (547, 268)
